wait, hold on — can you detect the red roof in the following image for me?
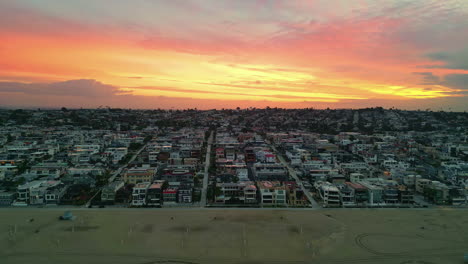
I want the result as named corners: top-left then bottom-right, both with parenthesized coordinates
top-left (345, 182), bottom-right (366, 190)
top-left (163, 189), bottom-right (177, 194)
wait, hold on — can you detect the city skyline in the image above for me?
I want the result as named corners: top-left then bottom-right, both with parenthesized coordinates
top-left (1, 0), bottom-right (468, 110)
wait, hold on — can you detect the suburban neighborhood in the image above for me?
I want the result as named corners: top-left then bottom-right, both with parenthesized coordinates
top-left (0, 107), bottom-right (467, 209)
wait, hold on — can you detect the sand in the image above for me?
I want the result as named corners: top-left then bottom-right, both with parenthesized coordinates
top-left (0, 208), bottom-right (467, 264)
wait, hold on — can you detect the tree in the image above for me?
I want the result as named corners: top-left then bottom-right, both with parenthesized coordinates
top-left (214, 186), bottom-right (222, 197)
top-left (16, 161), bottom-right (30, 175)
top-left (144, 135), bottom-right (153, 143)
top-left (129, 142), bottom-right (143, 151)
top-left (194, 175), bottom-right (200, 186)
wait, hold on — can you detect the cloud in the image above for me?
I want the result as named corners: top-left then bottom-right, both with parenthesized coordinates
top-left (442, 74), bottom-right (468, 90)
top-left (139, 34), bottom-right (250, 55)
top-left (0, 79), bottom-right (121, 97)
top-left (129, 85), bottom-right (363, 100)
top-left (413, 72), bottom-right (468, 91)
top-left (1, 1), bottom-right (468, 111)
top-left (413, 72), bottom-right (440, 85)
top-left (0, 79), bottom-right (466, 111)
top-left (426, 49), bottom-right (468, 70)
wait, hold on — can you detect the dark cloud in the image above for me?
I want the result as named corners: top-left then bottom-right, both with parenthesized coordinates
top-left (0, 79), bottom-right (119, 97)
top-left (413, 72), bottom-right (468, 91)
top-left (426, 49), bottom-right (468, 70)
top-left (413, 72), bottom-right (440, 85)
top-left (442, 74), bottom-right (468, 90)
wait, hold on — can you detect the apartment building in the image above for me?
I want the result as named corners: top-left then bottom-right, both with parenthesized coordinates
top-left (0, 191), bottom-right (16, 205)
top-left (257, 181), bottom-right (286, 206)
top-left (29, 162), bottom-right (67, 179)
top-left (16, 180), bottom-right (67, 205)
top-left (359, 181), bottom-right (384, 205)
top-left (215, 182), bottom-right (257, 204)
top-left (101, 181), bottom-right (124, 203)
top-left (350, 173), bottom-right (366, 183)
top-left (416, 177), bottom-right (432, 194)
top-left (345, 182), bottom-right (368, 204)
top-left (316, 182), bottom-right (340, 207)
top-left (178, 187), bottom-right (192, 203)
top-left (399, 185), bottom-right (414, 204)
top-left (123, 166), bottom-right (156, 184)
top-left (146, 182), bottom-right (163, 207)
top-left (337, 184), bottom-right (355, 206)
top-left (163, 188), bottom-right (178, 204)
top-left (284, 181), bottom-right (307, 206)
top-left (0, 160), bottom-right (18, 180)
top-left (160, 168), bottom-right (194, 184)
top-left (252, 163), bottom-right (288, 181)
top-left (131, 182), bottom-right (150, 206)
top-left (423, 181), bottom-right (450, 204)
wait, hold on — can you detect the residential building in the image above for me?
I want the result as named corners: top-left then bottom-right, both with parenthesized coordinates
top-left (16, 180), bottom-right (66, 205)
top-left (0, 191), bottom-right (16, 205)
top-left (101, 181), bottom-right (124, 203)
top-left (163, 188), bottom-right (178, 203)
top-left (16, 180), bottom-right (44, 205)
top-left (146, 182), bottom-right (163, 206)
top-left (337, 184), bottom-right (355, 206)
top-left (345, 182), bottom-right (368, 204)
top-left (160, 168), bottom-right (193, 184)
top-left (423, 181), bottom-right (449, 204)
top-left (399, 186), bottom-right (414, 204)
top-left (284, 181), bottom-right (307, 206)
top-left (131, 182), bottom-right (150, 206)
top-left (0, 160), bottom-right (18, 180)
top-left (124, 166), bottom-right (156, 184)
top-left (316, 182), bottom-right (341, 207)
top-left (350, 173), bottom-right (366, 183)
top-left (257, 181), bottom-right (286, 206)
top-left (178, 187), bottom-right (192, 203)
top-left (29, 162), bottom-right (67, 179)
top-left (215, 182), bottom-right (257, 204)
top-left (252, 163), bottom-right (288, 181)
top-left (359, 181), bottom-right (384, 205)
top-left (416, 177), bottom-right (432, 193)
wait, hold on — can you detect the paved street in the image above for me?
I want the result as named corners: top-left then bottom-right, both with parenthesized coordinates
top-left (84, 142), bottom-right (149, 208)
top-left (270, 143), bottom-right (320, 209)
top-left (200, 131), bottom-right (214, 207)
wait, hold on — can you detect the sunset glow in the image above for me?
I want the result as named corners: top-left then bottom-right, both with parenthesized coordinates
top-left (1, 0), bottom-right (467, 110)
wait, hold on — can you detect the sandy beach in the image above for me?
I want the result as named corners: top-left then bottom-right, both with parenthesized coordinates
top-left (0, 208), bottom-right (467, 264)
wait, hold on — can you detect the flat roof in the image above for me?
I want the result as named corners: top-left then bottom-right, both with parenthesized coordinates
top-left (345, 182), bottom-right (367, 190)
top-left (149, 183), bottom-right (162, 189)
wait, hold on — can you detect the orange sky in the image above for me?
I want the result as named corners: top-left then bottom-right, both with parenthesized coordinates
top-left (0, 0), bottom-right (467, 110)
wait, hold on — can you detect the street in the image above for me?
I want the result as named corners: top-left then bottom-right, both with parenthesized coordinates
top-left (200, 130), bottom-right (214, 207)
top-left (84, 142), bottom-right (149, 208)
top-left (270, 143), bottom-right (320, 209)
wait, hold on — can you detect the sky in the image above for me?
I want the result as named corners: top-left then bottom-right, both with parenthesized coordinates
top-left (1, 0), bottom-right (468, 110)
